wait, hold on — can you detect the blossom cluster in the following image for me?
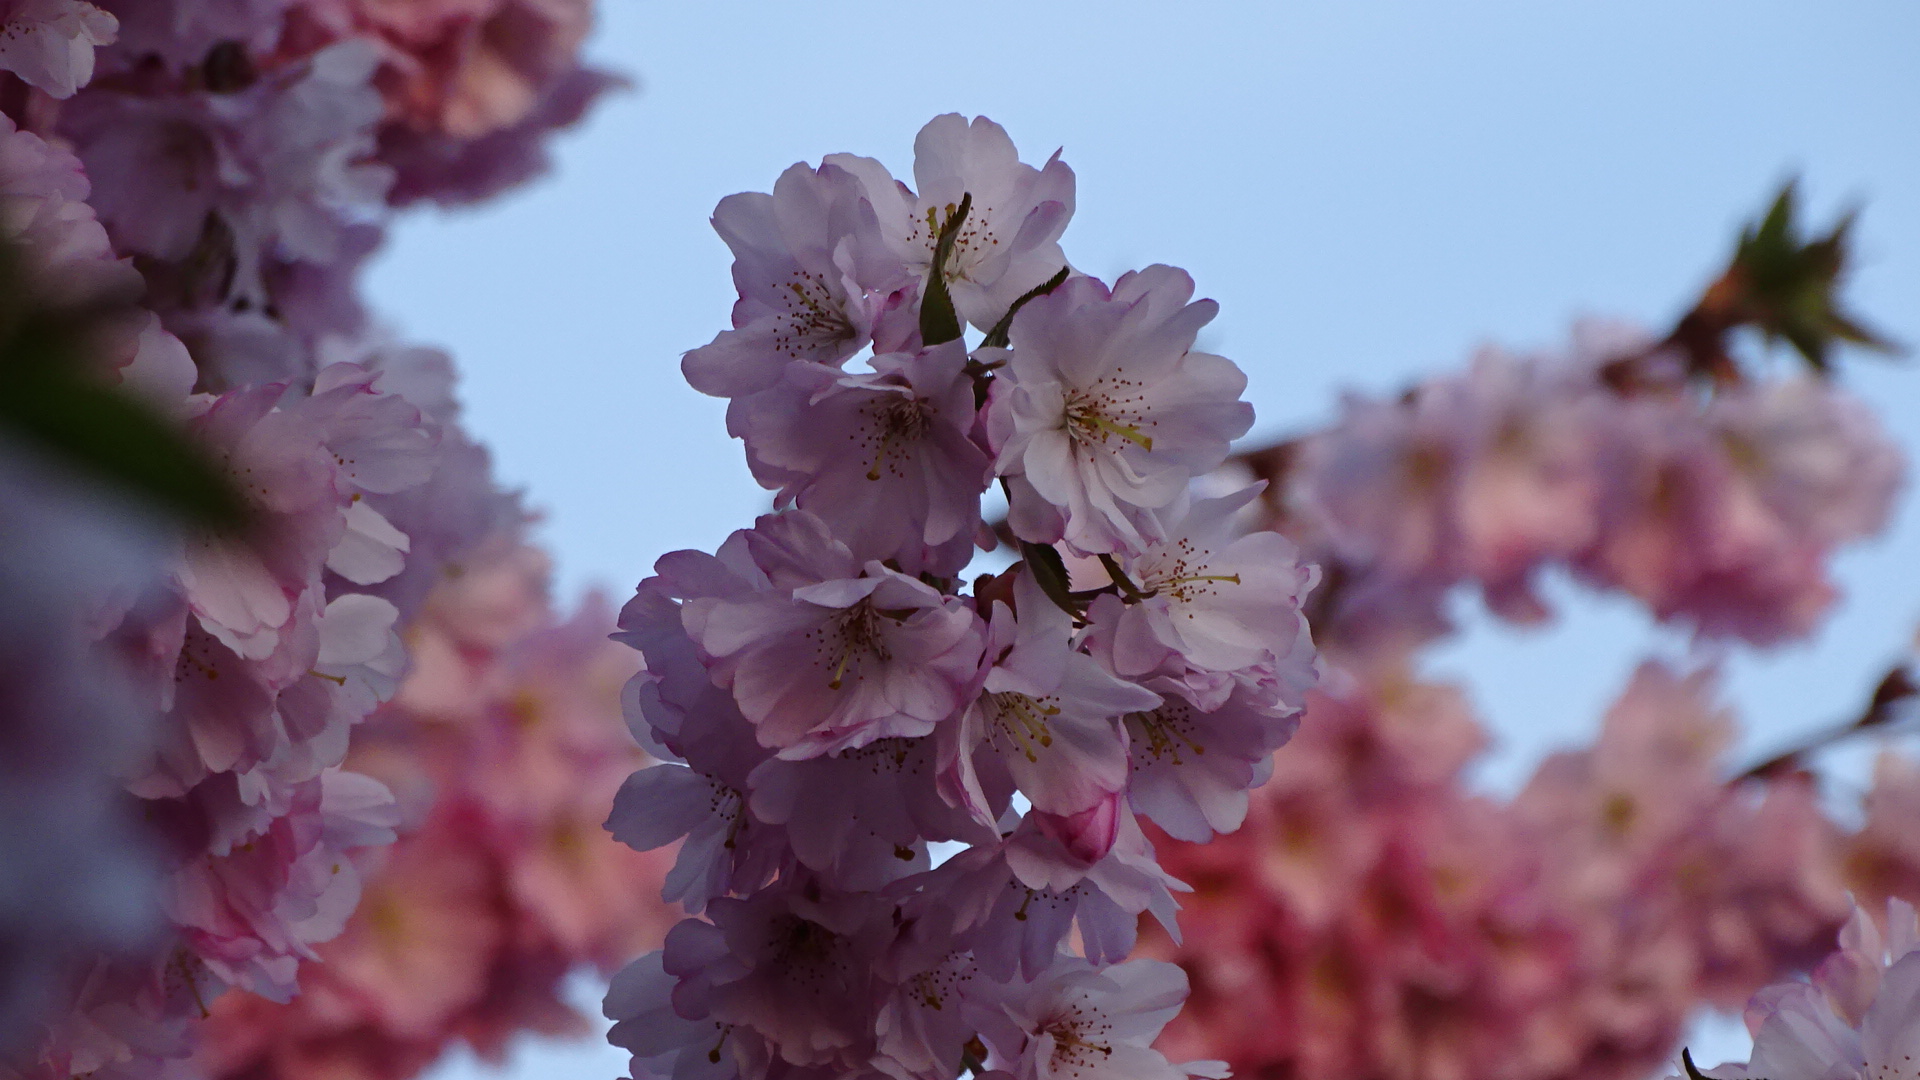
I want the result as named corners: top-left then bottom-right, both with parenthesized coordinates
top-left (0, 447), bottom-right (169, 1055)
top-left (1145, 661), bottom-right (1857, 1080)
top-left (0, 0), bottom-right (606, 1071)
top-left (1681, 898), bottom-right (1920, 1080)
top-left (0, 107), bottom-right (184, 1056)
top-left (1267, 323), bottom-right (1902, 648)
top-left (2, 105), bottom-right (421, 1078)
top-left (603, 114), bottom-right (1320, 1080)
top-left (195, 543), bottom-right (680, 1080)
top-left (5, 9), bottom-right (1916, 1080)
top-left (1135, 281), bottom-right (1907, 1080)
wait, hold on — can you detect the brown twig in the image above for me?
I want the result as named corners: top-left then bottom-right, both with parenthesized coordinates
top-left (1736, 665), bottom-right (1918, 782)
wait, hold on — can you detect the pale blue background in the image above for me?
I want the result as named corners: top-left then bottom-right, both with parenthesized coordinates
top-left (371, 2), bottom-right (1920, 1075)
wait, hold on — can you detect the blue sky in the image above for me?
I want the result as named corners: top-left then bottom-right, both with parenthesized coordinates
top-left (377, 2), bottom-right (1920, 1072)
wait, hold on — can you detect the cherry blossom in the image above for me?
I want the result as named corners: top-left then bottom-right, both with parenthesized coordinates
top-left (1681, 901), bottom-right (1920, 1080)
top-left (732, 340), bottom-right (990, 573)
top-left (1092, 486), bottom-right (1317, 689)
top-left (10, 25), bottom-right (1903, 1080)
top-left (987, 267), bottom-right (1254, 554)
top-left (828, 113), bottom-right (1075, 333)
top-left (64, 40), bottom-right (391, 320)
top-left (0, 458), bottom-right (166, 1056)
top-left (0, 113), bottom-right (195, 395)
top-left (684, 161), bottom-right (913, 400)
top-left (286, 0), bottom-right (616, 206)
top-left (3, 0), bottom-right (632, 1068)
top-left (195, 550), bottom-right (679, 1080)
top-left (973, 959), bottom-right (1225, 1080)
top-left (684, 511), bottom-right (984, 759)
top-left (605, 116), bottom-right (1305, 1080)
top-left (943, 570), bottom-right (1157, 824)
top-left (0, 0), bottom-right (115, 98)
top-left (1121, 682), bottom-right (1298, 843)
top-left (1284, 323), bottom-right (1903, 648)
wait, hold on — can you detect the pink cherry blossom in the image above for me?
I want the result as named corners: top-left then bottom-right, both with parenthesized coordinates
top-left (93, 0), bottom-right (287, 73)
top-left (1122, 680), bottom-right (1299, 843)
top-left (944, 570), bottom-right (1157, 823)
top-left (1093, 485), bottom-right (1318, 695)
top-left (971, 959), bottom-right (1225, 1080)
top-left (0, 459), bottom-right (166, 1056)
top-left (1681, 901), bottom-right (1920, 1080)
top-left (1511, 663), bottom-right (1734, 900)
top-left (602, 114), bottom-right (1335, 1080)
top-left (827, 113), bottom-right (1074, 333)
top-left (283, 0), bottom-right (614, 206)
top-left (0, 113), bottom-right (196, 397)
top-left (744, 736), bottom-right (989, 891)
top-left (62, 40), bottom-right (392, 320)
top-left (731, 340), bottom-right (991, 573)
top-left (685, 511), bottom-right (984, 759)
top-left (4, 0), bottom-right (622, 1069)
top-left (0, 0), bottom-right (115, 97)
top-left (1283, 323), bottom-right (1902, 649)
top-left (911, 805), bottom-right (1186, 981)
top-left (607, 551), bottom-right (786, 911)
top-left (663, 884), bottom-right (893, 1070)
top-left (605, 950), bottom-right (739, 1080)
top-left (378, 67), bottom-right (621, 207)
top-left (195, 548), bottom-right (679, 1080)
top-left (1845, 752), bottom-right (1920, 911)
top-left (684, 160), bottom-right (913, 400)
top-left (987, 267), bottom-right (1253, 554)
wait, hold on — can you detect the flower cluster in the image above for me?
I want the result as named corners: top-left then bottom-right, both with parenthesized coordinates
top-left (0, 452), bottom-right (168, 1057)
top-left (0, 0), bottom-right (606, 1071)
top-left (0, 0), bottom-right (618, 398)
top-left (0, 0), bottom-right (114, 100)
top-left (604, 114), bottom-right (1320, 1080)
top-left (194, 543), bottom-right (681, 1080)
top-left (1838, 748), bottom-right (1920, 917)
top-left (1131, 226), bottom-right (1906, 1079)
top-left (1267, 323), bottom-right (1902, 647)
top-left (1680, 898), bottom-right (1920, 1080)
top-left (1142, 662), bottom-right (1850, 1080)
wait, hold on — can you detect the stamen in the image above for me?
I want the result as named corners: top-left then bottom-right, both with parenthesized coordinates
top-left (988, 693), bottom-right (1060, 761)
top-left (1168, 573), bottom-right (1241, 586)
top-left (1071, 409), bottom-right (1154, 449)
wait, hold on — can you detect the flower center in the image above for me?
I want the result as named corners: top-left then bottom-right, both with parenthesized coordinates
top-left (812, 600), bottom-right (896, 690)
top-left (1133, 540), bottom-right (1242, 604)
top-left (838, 736), bottom-right (919, 775)
top-left (704, 779), bottom-right (747, 850)
top-left (984, 691), bottom-right (1060, 763)
top-left (1063, 372), bottom-right (1154, 451)
top-left (906, 959), bottom-right (973, 1011)
top-left (1010, 881), bottom-right (1084, 922)
top-left (1044, 1001), bottom-right (1116, 1077)
top-left (773, 272), bottom-right (855, 358)
top-left (1127, 701), bottom-right (1207, 766)
top-left (915, 201), bottom-right (1001, 283)
top-left (768, 914), bottom-right (855, 995)
top-left (860, 395), bottom-right (937, 481)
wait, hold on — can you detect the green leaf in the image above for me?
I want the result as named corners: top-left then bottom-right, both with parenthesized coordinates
top-left (1728, 180), bottom-right (1899, 374)
top-left (0, 244), bottom-right (249, 531)
top-left (919, 192), bottom-right (972, 346)
top-left (981, 265), bottom-right (1070, 349)
top-left (0, 351), bottom-right (248, 531)
top-left (1097, 553), bottom-right (1147, 602)
top-left (1018, 539), bottom-right (1082, 621)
